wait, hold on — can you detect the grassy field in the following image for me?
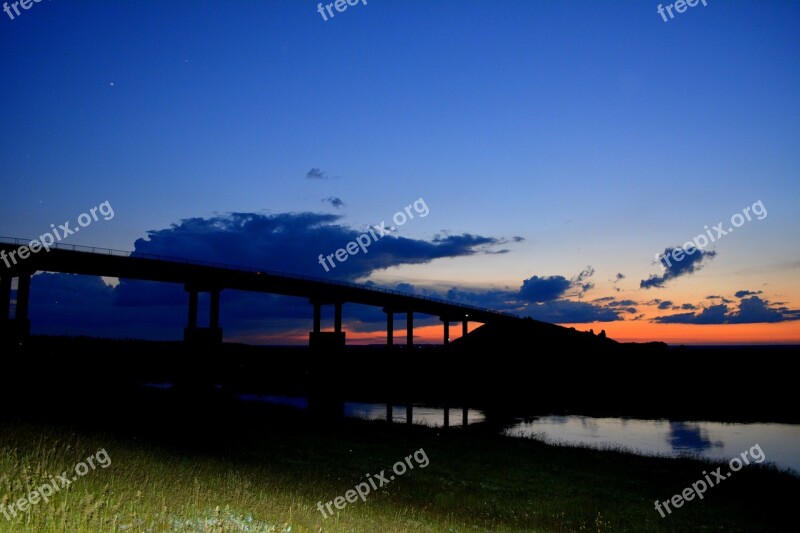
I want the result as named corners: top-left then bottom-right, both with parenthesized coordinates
top-left (0, 398), bottom-right (797, 532)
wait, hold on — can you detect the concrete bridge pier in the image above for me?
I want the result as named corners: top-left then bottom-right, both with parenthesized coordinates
top-left (384, 308), bottom-right (394, 348)
top-left (308, 300), bottom-right (346, 350)
top-left (406, 311), bottom-right (414, 347)
top-left (440, 314), bottom-right (469, 346)
top-left (178, 284), bottom-right (223, 397)
top-left (0, 272), bottom-right (32, 349)
top-left (308, 299), bottom-right (346, 418)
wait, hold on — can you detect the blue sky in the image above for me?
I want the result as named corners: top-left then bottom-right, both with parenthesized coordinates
top-left (1, 0), bottom-right (799, 343)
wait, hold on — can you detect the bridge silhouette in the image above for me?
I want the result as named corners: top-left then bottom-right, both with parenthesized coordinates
top-left (1, 237), bottom-right (529, 424)
top-left (0, 236), bottom-right (521, 350)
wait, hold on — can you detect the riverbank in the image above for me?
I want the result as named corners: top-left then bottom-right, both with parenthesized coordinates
top-left (0, 394), bottom-right (797, 532)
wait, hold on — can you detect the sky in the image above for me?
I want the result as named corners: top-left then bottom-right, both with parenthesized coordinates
top-left (1, 0), bottom-right (798, 345)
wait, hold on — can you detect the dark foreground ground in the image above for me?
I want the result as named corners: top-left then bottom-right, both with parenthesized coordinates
top-left (0, 385), bottom-right (798, 532)
top-left (6, 336), bottom-right (798, 423)
top-left (0, 336), bottom-right (797, 531)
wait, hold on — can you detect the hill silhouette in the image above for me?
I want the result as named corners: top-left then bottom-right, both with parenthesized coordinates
top-left (451, 317), bottom-right (623, 351)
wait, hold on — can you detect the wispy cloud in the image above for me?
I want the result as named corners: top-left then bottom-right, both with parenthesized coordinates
top-left (306, 167), bottom-right (331, 179)
top-left (323, 196), bottom-right (345, 209)
top-left (640, 248), bottom-right (716, 289)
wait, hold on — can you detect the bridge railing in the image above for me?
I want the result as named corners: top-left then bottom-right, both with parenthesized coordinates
top-left (0, 236), bottom-right (521, 319)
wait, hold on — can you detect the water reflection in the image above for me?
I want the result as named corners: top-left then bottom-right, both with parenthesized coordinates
top-left (504, 416), bottom-right (800, 476)
top-left (345, 402), bottom-right (485, 427)
top-left (143, 385), bottom-right (799, 476)
top-left (231, 394), bottom-right (487, 427)
top-left (668, 421), bottom-right (723, 453)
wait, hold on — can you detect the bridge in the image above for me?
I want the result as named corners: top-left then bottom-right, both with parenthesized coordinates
top-left (0, 237), bottom-right (521, 349)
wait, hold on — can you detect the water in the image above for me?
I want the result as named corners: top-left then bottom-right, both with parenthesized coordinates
top-left (344, 404), bottom-right (800, 475)
top-left (503, 416), bottom-right (800, 476)
top-left (141, 385), bottom-right (800, 475)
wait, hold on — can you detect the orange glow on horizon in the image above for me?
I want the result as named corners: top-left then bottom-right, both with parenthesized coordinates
top-left (229, 320), bottom-right (799, 346)
top-left (232, 322), bottom-right (482, 346)
top-left (563, 320), bottom-right (800, 345)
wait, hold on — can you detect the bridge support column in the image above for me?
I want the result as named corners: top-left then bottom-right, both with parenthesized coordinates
top-left (386, 403), bottom-right (393, 423)
top-left (407, 403), bottom-right (413, 425)
top-left (15, 273), bottom-right (30, 320)
top-left (183, 285), bottom-right (223, 346)
top-left (385, 309), bottom-right (394, 348)
top-left (308, 301), bottom-right (345, 349)
top-left (334, 302), bottom-right (342, 333)
top-left (308, 300), bottom-right (345, 419)
top-left (0, 275), bottom-right (10, 320)
top-left (462, 318), bottom-right (469, 338)
top-left (0, 273), bottom-right (31, 348)
top-left (178, 285), bottom-right (222, 398)
top-left (442, 319), bottom-right (450, 345)
top-left (210, 289), bottom-right (220, 330)
top-left (14, 273), bottom-right (31, 344)
top-left (463, 406), bottom-right (469, 428)
top-left (313, 302), bottom-right (321, 333)
top-left (443, 406), bottom-right (449, 428)
top-left (406, 311), bottom-right (413, 347)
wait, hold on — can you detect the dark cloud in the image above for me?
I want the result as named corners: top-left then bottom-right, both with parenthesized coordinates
top-left (323, 196), bottom-right (345, 209)
top-left (519, 276), bottom-right (571, 303)
top-left (681, 303), bottom-right (696, 310)
top-left (654, 304), bottom-right (729, 325)
top-left (518, 266), bottom-right (595, 303)
top-left (735, 290), bottom-right (762, 298)
top-left (571, 267), bottom-right (595, 298)
top-left (572, 265), bottom-right (594, 286)
top-left (597, 298), bottom-right (638, 314)
top-left (654, 296), bottom-right (800, 324)
top-left (578, 283), bottom-right (594, 297)
top-left (573, 266), bottom-right (594, 284)
top-left (729, 296), bottom-right (795, 323)
top-left (640, 248), bottom-right (716, 289)
top-left (374, 283), bottom-right (622, 324)
top-left (609, 272), bottom-right (625, 292)
top-left (128, 212), bottom-right (505, 284)
top-left (706, 295), bottom-right (733, 304)
top-left (306, 168), bottom-right (329, 179)
top-left (657, 300), bottom-right (673, 310)
top-left (526, 300), bottom-right (621, 323)
top-left (444, 287), bottom-right (522, 314)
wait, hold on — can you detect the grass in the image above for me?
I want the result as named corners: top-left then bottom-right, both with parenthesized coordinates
top-left (0, 398), bottom-right (797, 532)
